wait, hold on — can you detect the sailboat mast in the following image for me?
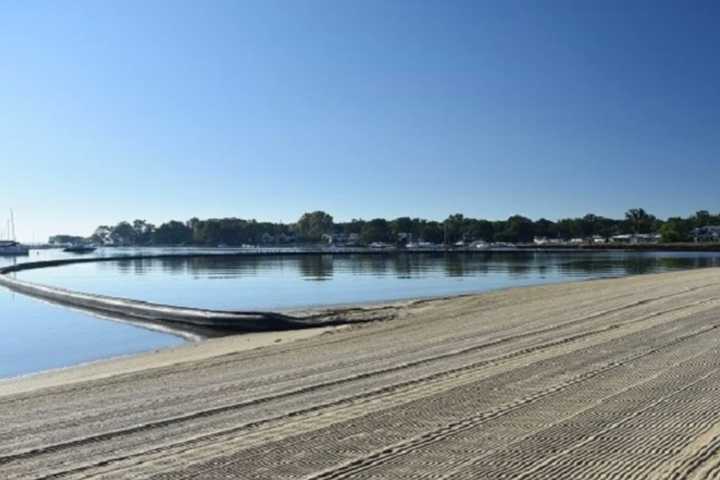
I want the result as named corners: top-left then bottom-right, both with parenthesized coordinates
top-left (10, 209), bottom-right (16, 241)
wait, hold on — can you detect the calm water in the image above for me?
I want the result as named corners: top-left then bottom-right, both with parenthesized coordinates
top-left (3, 248), bottom-right (720, 378)
top-left (15, 249), bottom-right (720, 310)
top-left (0, 250), bottom-right (186, 379)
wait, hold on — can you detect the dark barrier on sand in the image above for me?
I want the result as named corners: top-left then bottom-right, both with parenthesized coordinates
top-left (0, 254), bottom-right (393, 335)
top-left (5, 245), bottom-right (715, 336)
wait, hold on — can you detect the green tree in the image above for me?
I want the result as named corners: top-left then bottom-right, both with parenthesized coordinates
top-left (90, 226), bottom-right (113, 245)
top-left (419, 221), bottom-right (443, 243)
top-left (390, 217), bottom-right (414, 236)
top-left (341, 218), bottom-right (365, 235)
top-left (132, 219), bottom-right (155, 245)
top-left (153, 221), bottom-right (193, 245)
top-left (466, 219), bottom-right (495, 242)
top-left (533, 218), bottom-right (556, 239)
top-left (49, 235), bottom-right (87, 245)
top-left (624, 208), bottom-right (656, 234)
top-left (498, 215), bottom-right (534, 243)
top-left (579, 214), bottom-right (600, 238)
top-left (111, 222), bottom-right (137, 245)
top-left (297, 211), bottom-right (334, 241)
top-left (361, 218), bottom-right (392, 244)
top-left (442, 214), bottom-right (466, 243)
top-left (693, 210), bottom-right (712, 228)
top-left (660, 217), bottom-right (691, 243)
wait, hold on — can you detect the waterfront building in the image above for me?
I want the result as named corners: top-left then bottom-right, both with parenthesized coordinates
top-left (322, 233), bottom-right (361, 246)
top-left (610, 233), bottom-right (661, 244)
top-left (691, 226), bottom-right (720, 243)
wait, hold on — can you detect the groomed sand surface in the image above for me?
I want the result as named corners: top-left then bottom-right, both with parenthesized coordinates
top-left (3, 269), bottom-right (720, 479)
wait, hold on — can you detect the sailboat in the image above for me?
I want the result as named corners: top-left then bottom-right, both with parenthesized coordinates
top-left (0, 210), bottom-right (30, 256)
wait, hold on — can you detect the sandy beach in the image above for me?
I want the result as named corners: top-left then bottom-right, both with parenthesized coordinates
top-left (3, 268), bottom-right (720, 479)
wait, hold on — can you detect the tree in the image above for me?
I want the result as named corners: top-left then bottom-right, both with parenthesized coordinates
top-left (419, 221), bottom-right (443, 243)
top-left (90, 226), bottom-right (113, 245)
top-left (498, 215), bottom-right (535, 243)
top-left (341, 218), bottom-right (365, 235)
top-left (660, 217), bottom-right (691, 243)
top-left (390, 217), bottom-right (414, 237)
top-left (579, 214), bottom-right (599, 238)
top-left (693, 210), bottom-right (712, 228)
top-left (443, 214), bottom-right (467, 243)
top-left (132, 219), bottom-right (155, 245)
top-left (49, 235), bottom-right (87, 245)
top-left (297, 211), bottom-right (334, 241)
top-left (110, 222), bottom-right (137, 246)
top-left (82, 207), bottom-right (720, 248)
top-left (595, 216), bottom-right (620, 240)
top-left (624, 208), bottom-right (656, 234)
top-left (361, 218), bottom-right (392, 244)
top-left (533, 218), bottom-right (556, 239)
top-left (153, 221), bottom-right (193, 245)
top-left (466, 219), bottom-right (495, 242)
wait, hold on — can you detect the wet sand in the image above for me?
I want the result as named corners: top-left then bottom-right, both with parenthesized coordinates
top-left (3, 268), bottom-right (720, 479)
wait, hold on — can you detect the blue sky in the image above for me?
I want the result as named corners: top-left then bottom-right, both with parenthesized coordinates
top-left (2, 1), bottom-right (719, 240)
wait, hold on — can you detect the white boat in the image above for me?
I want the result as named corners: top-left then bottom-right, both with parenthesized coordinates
top-left (0, 210), bottom-right (29, 256)
top-left (0, 240), bottom-right (29, 256)
top-left (63, 245), bottom-right (97, 254)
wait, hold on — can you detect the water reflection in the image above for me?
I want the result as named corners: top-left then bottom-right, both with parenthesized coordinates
top-left (17, 250), bottom-right (720, 312)
top-left (43, 251), bottom-right (720, 281)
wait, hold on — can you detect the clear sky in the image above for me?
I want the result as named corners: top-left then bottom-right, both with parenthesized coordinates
top-left (2, 0), bottom-right (719, 241)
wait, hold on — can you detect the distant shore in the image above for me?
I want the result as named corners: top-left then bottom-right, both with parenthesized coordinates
top-left (515, 242), bottom-right (720, 252)
top-left (25, 241), bottom-right (720, 254)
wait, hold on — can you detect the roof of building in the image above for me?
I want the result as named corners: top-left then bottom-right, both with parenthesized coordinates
top-left (693, 225), bottom-right (720, 233)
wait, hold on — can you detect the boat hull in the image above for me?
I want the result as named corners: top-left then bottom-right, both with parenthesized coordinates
top-left (63, 247), bottom-right (97, 254)
top-left (0, 245), bottom-right (29, 256)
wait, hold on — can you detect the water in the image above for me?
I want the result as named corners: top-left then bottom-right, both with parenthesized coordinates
top-left (14, 249), bottom-right (720, 310)
top-left (0, 290), bottom-right (184, 379)
top-left (3, 248), bottom-right (720, 379)
top-left (0, 250), bottom-right (185, 379)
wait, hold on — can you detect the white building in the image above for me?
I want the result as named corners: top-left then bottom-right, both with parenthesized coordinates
top-left (322, 233), bottom-right (361, 246)
top-left (610, 233), bottom-right (661, 244)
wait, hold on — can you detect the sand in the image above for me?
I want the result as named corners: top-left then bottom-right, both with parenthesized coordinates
top-left (3, 268), bottom-right (720, 479)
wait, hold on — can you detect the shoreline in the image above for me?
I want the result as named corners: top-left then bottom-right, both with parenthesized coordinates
top-left (15, 241), bottom-right (720, 254)
top-left (0, 257), bottom-right (713, 383)
top-left (0, 267), bottom-right (714, 389)
top-left (0, 273), bottom-right (618, 391)
top-left (3, 247), bottom-right (719, 387)
top-left (0, 325), bottom-right (341, 396)
top-left (0, 273), bottom-right (623, 386)
top-left (0, 272), bottom-right (627, 385)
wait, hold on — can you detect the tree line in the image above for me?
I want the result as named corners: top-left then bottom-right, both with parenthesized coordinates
top-left (49, 209), bottom-right (719, 247)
